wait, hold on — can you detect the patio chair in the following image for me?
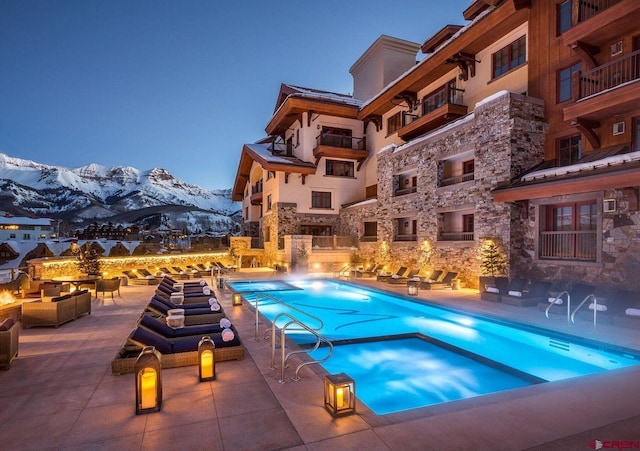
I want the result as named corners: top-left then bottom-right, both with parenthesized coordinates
top-left (502, 280), bottom-right (552, 307)
top-left (377, 266), bottom-right (407, 282)
top-left (95, 277), bottom-right (121, 300)
top-left (420, 271), bottom-right (458, 290)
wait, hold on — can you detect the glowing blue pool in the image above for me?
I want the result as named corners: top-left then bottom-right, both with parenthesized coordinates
top-left (231, 279), bottom-right (640, 414)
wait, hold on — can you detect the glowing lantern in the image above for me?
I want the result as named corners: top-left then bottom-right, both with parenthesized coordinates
top-left (198, 336), bottom-right (216, 381)
top-left (324, 373), bottom-right (356, 416)
top-left (135, 346), bottom-right (162, 414)
top-left (232, 293), bottom-right (242, 306)
top-left (407, 280), bottom-right (419, 296)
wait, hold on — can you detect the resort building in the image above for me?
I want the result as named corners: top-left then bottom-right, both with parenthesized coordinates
top-left (0, 216), bottom-right (55, 242)
top-left (232, 0), bottom-right (640, 292)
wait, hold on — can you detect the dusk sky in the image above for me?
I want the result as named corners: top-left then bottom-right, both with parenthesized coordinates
top-left (1, 0), bottom-right (470, 190)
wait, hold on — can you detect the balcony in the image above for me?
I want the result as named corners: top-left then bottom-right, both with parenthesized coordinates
top-left (439, 173), bottom-right (474, 187)
top-left (438, 232), bottom-right (474, 242)
top-left (313, 133), bottom-right (368, 165)
top-left (539, 230), bottom-right (597, 261)
top-left (564, 50), bottom-right (640, 122)
top-left (250, 180), bottom-right (263, 205)
top-left (562, 0), bottom-right (637, 49)
top-left (397, 86), bottom-right (467, 141)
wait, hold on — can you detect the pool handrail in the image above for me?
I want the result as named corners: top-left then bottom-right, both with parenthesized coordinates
top-left (270, 312), bottom-right (333, 384)
top-left (252, 293), bottom-right (323, 341)
top-left (545, 290), bottom-right (571, 325)
top-left (570, 293), bottom-right (598, 328)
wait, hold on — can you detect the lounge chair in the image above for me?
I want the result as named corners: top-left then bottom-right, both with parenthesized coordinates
top-left (424, 270), bottom-right (444, 283)
top-left (160, 267), bottom-right (190, 279)
top-left (128, 325), bottom-right (241, 354)
top-left (355, 263), bottom-right (380, 278)
top-left (138, 314), bottom-right (231, 339)
top-left (481, 278), bottom-right (526, 303)
top-left (388, 268), bottom-right (419, 284)
top-left (377, 267), bottom-right (407, 282)
top-left (137, 268), bottom-right (156, 278)
top-left (123, 270), bottom-right (158, 285)
top-left (502, 280), bottom-right (551, 307)
top-left (420, 271), bottom-right (458, 290)
top-left (146, 298), bottom-right (225, 326)
top-left (333, 264), bottom-right (352, 278)
top-left (151, 294), bottom-right (219, 312)
top-left (542, 282), bottom-right (595, 315)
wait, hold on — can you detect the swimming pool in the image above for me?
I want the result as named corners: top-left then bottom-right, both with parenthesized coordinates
top-left (230, 279), bottom-right (640, 415)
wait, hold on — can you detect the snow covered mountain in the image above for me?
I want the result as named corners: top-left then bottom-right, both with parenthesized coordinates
top-left (0, 153), bottom-right (241, 234)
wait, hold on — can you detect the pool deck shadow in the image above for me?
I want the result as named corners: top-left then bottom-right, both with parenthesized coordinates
top-left (1, 272), bottom-right (639, 450)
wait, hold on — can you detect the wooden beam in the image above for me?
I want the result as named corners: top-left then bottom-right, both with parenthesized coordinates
top-left (571, 118), bottom-right (601, 149)
top-left (570, 40), bottom-right (600, 69)
top-left (364, 115), bottom-right (382, 133)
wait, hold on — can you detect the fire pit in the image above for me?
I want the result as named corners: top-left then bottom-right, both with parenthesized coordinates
top-left (0, 291), bottom-right (22, 322)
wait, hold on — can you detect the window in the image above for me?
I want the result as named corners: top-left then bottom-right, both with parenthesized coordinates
top-left (387, 112), bottom-right (402, 135)
top-left (492, 35), bottom-right (526, 79)
top-left (394, 172), bottom-right (417, 196)
top-left (264, 226), bottom-right (271, 242)
top-left (438, 210), bottom-right (475, 241)
top-left (9, 233), bottom-right (16, 239)
top-left (23, 233), bottom-right (31, 240)
top-left (558, 135), bottom-right (582, 166)
top-left (245, 207), bottom-right (248, 218)
top-left (320, 127), bottom-right (352, 148)
top-left (394, 218), bottom-right (417, 241)
top-left (326, 160), bottom-right (354, 177)
top-left (267, 171), bottom-right (275, 180)
top-left (540, 201), bottom-right (597, 260)
top-left (557, 63), bottom-right (581, 103)
top-left (362, 221), bottom-right (377, 241)
top-left (311, 191), bottom-right (331, 209)
top-left (266, 194), bottom-right (272, 211)
top-left (300, 225), bottom-right (332, 236)
top-left (557, 0), bottom-right (572, 35)
top-left (286, 136), bottom-right (293, 156)
top-left (463, 214), bottom-right (474, 234)
top-left (462, 159), bottom-right (474, 175)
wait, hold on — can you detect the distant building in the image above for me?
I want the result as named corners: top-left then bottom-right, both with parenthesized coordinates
top-left (0, 216), bottom-right (55, 241)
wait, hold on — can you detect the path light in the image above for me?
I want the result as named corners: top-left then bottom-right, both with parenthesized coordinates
top-left (232, 293), bottom-right (243, 306)
top-left (198, 336), bottom-right (216, 381)
top-left (324, 373), bottom-right (356, 417)
top-left (135, 346), bottom-right (162, 414)
top-left (407, 280), bottom-right (419, 296)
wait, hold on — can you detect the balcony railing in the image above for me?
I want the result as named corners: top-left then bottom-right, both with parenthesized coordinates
top-left (316, 133), bottom-right (366, 150)
top-left (539, 230), bottom-right (597, 261)
top-left (393, 234), bottom-right (417, 242)
top-left (577, 49), bottom-right (640, 99)
top-left (438, 232), bottom-right (474, 241)
top-left (311, 235), bottom-right (359, 249)
top-left (439, 172), bottom-right (474, 187)
top-left (251, 180), bottom-right (263, 195)
top-left (394, 186), bottom-right (417, 196)
top-left (577, 0), bottom-right (621, 23)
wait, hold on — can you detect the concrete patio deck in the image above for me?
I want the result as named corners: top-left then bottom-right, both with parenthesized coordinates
top-left (1, 273), bottom-right (639, 450)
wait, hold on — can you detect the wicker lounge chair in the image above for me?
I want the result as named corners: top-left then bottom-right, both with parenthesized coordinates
top-left (421, 271), bottom-right (459, 290)
top-left (123, 270), bottom-right (158, 285)
top-left (0, 318), bottom-right (19, 370)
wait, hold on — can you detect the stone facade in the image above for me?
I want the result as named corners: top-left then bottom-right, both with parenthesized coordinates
top-left (352, 92), bottom-right (547, 287)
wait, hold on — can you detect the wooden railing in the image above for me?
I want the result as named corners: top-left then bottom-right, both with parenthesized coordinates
top-left (539, 230), bottom-right (597, 261)
top-left (577, 49), bottom-right (640, 99)
top-left (439, 172), bottom-right (474, 187)
top-left (438, 232), bottom-right (474, 241)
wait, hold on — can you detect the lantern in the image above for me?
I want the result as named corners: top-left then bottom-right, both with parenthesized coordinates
top-left (135, 346), bottom-right (162, 414)
top-left (198, 336), bottom-right (216, 382)
top-left (407, 280), bottom-right (419, 296)
top-left (232, 293), bottom-right (243, 306)
top-left (324, 373), bottom-right (356, 417)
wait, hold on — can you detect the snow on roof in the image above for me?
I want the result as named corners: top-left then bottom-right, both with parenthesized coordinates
top-left (522, 151), bottom-right (640, 182)
top-left (360, 7), bottom-right (492, 110)
top-left (244, 143), bottom-right (315, 168)
top-left (0, 216), bottom-right (51, 226)
top-left (283, 84), bottom-right (362, 108)
top-left (342, 198), bottom-right (378, 210)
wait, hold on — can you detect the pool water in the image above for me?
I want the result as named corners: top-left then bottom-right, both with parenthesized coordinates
top-left (231, 279), bottom-right (640, 414)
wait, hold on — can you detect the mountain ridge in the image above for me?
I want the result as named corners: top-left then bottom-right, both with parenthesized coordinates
top-left (0, 152), bottom-right (241, 234)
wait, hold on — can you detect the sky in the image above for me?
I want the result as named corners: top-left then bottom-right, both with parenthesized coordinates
top-left (1, 0), bottom-right (471, 191)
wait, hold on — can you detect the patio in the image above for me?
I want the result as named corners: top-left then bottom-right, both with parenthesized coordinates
top-left (1, 274), bottom-right (639, 450)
